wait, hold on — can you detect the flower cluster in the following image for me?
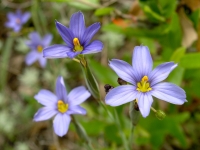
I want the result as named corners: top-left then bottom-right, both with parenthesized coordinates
top-left (4, 9), bottom-right (187, 138)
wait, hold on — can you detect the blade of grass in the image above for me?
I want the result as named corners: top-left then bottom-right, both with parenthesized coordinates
top-left (31, 0), bottom-right (42, 35)
top-left (0, 37), bottom-right (14, 91)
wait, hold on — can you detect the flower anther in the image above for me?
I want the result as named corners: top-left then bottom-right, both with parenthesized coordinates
top-left (37, 45), bottom-right (43, 53)
top-left (136, 76), bottom-right (152, 92)
top-left (73, 38), bottom-right (83, 52)
top-left (57, 100), bottom-right (69, 113)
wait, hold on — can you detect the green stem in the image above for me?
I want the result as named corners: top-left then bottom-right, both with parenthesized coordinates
top-left (73, 58), bottom-right (81, 63)
top-left (114, 109), bottom-right (130, 150)
top-left (31, 0), bottom-right (42, 35)
top-left (98, 101), bottom-right (114, 120)
top-left (0, 37), bottom-right (14, 91)
top-left (129, 124), bottom-right (134, 149)
top-left (151, 107), bottom-right (157, 113)
top-left (72, 116), bottom-right (95, 150)
top-left (99, 101), bottom-right (130, 150)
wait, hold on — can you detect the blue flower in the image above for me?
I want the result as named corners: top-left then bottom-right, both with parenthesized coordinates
top-left (105, 46), bottom-right (187, 118)
top-left (5, 10), bottom-right (30, 32)
top-left (43, 11), bottom-right (103, 59)
top-left (25, 32), bottom-right (52, 67)
top-left (34, 76), bottom-right (91, 137)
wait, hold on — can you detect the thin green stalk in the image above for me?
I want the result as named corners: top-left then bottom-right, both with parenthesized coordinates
top-left (114, 109), bottom-right (130, 150)
top-left (98, 101), bottom-right (114, 120)
top-left (72, 116), bottom-right (95, 150)
top-left (31, 0), bottom-right (42, 35)
top-left (129, 124), bottom-right (134, 149)
top-left (99, 101), bottom-right (130, 150)
top-left (151, 107), bottom-right (157, 113)
top-left (84, 143), bottom-right (94, 150)
top-left (0, 37), bottom-right (14, 91)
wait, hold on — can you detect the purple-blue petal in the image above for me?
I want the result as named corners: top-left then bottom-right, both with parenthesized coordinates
top-left (38, 55), bottom-right (47, 68)
top-left (56, 21), bottom-right (74, 48)
top-left (149, 62), bottom-right (177, 86)
top-left (81, 22), bottom-right (100, 45)
top-left (81, 40), bottom-right (103, 55)
top-left (151, 82), bottom-right (187, 104)
top-left (132, 46), bottom-right (153, 79)
top-left (69, 11), bottom-right (85, 40)
top-left (7, 12), bottom-right (16, 20)
top-left (42, 34), bottom-right (53, 47)
top-left (67, 105), bottom-right (86, 115)
top-left (5, 21), bottom-right (15, 28)
top-left (25, 51), bottom-right (39, 65)
top-left (16, 10), bottom-right (22, 17)
top-left (55, 76), bottom-right (68, 103)
top-left (43, 44), bottom-right (71, 58)
top-left (25, 40), bottom-right (37, 50)
top-left (108, 59), bottom-right (137, 85)
top-left (29, 32), bottom-right (41, 44)
top-left (21, 12), bottom-right (30, 23)
top-left (67, 86), bottom-right (90, 106)
top-left (13, 25), bottom-right (21, 32)
top-left (137, 93), bottom-right (153, 118)
top-left (105, 85), bottom-right (138, 106)
top-left (34, 107), bottom-right (57, 122)
top-left (67, 51), bottom-right (81, 59)
top-left (53, 113), bottom-right (71, 137)
top-left (34, 89), bottom-right (57, 107)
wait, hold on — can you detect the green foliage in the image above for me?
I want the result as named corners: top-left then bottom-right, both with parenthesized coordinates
top-left (0, 37), bottom-right (14, 91)
top-left (89, 59), bottom-right (118, 86)
top-left (139, 112), bottom-right (190, 149)
top-left (180, 53), bottom-right (200, 69)
top-left (94, 7), bottom-right (114, 16)
top-left (1, 0), bottom-right (199, 149)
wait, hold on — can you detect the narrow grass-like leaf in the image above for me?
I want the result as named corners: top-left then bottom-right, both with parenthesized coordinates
top-left (0, 37), bottom-right (14, 90)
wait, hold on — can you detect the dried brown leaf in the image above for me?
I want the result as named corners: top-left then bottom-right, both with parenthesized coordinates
top-left (179, 8), bottom-right (198, 48)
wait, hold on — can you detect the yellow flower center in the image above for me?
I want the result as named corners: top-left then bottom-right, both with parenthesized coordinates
top-left (57, 100), bottom-right (69, 113)
top-left (73, 38), bottom-right (83, 52)
top-left (15, 18), bottom-right (21, 24)
top-left (37, 45), bottom-right (43, 53)
top-left (136, 76), bottom-right (152, 92)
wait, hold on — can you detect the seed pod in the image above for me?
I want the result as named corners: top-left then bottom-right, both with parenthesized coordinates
top-left (129, 101), bottom-right (140, 126)
top-left (155, 110), bottom-right (166, 120)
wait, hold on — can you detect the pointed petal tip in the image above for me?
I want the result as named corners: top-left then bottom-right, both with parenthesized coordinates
top-left (56, 132), bottom-right (65, 137)
top-left (141, 113), bottom-right (148, 118)
top-left (56, 76), bottom-right (64, 83)
top-left (173, 63), bottom-right (178, 69)
top-left (76, 11), bottom-right (83, 15)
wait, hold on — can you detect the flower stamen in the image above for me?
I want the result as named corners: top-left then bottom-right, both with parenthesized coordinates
top-left (73, 38), bottom-right (83, 52)
top-left (15, 18), bottom-right (21, 24)
top-left (136, 76), bottom-right (152, 92)
top-left (37, 45), bottom-right (43, 53)
top-left (57, 100), bottom-right (69, 113)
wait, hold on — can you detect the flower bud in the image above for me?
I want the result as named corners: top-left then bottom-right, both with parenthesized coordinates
top-left (117, 78), bottom-right (127, 85)
top-left (129, 101), bottom-right (140, 126)
top-left (104, 84), bottom-right (114, 94)
top-left (155, 110), bottom-right (166, 120)
top-left (80, 57), bottom-right (100, 99)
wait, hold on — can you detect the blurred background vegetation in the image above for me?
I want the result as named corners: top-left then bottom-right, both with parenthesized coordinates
top-left (0, 0), bottom-right (200, 150)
